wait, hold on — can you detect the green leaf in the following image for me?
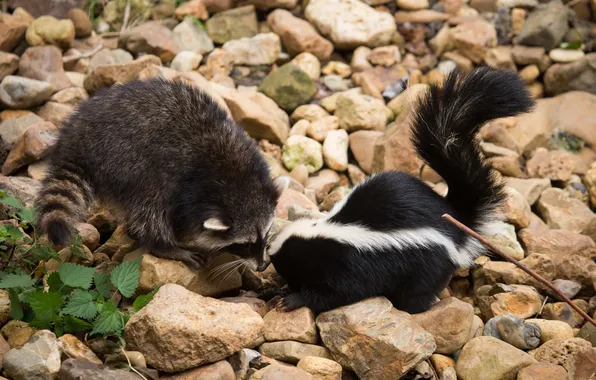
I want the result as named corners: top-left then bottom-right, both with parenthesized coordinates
top-left (0, 195), bottom-right (24, 209)
top-left (28, 290), bottom-right (62, 324)
top-left (62, 289), bottom-right (97, 320)
top-left (91, 300), bottom-right (124, 336)
top-left (28, 244), bottom-right (60, 262)
top-left (54, 315), bottom-right (64, 337)
top-left (560, 41), bottom-right (582, 50)
top-left (9, 289), bottom-right (23, 320)
top-left (29, 317), bottom-right (51, 330)
top-left (16, 207), bottom-right (35, 225)
top-left (133, 287), bottom-right (159, 312)
top-left (0, 274), bottom-right (36, 289)
top-left (70, 234), bottom-right (88, 260)
top-left (93, 272), bottom-right (112, 298)
top-left (46, 272), bottom-right (63, 292)
top-left (64, 315), bottom-right (93, 333)
top-left (109, 258), bottom-right (141, 298)
top-left (59, 263), bottom-right (95, 289)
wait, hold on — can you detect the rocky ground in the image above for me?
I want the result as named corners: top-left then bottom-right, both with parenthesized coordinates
top-left (0, 0), bottom-right (595, 379)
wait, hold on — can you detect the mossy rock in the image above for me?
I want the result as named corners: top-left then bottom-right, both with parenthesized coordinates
top-left (205, 5), bottom-right (258, 44)
top-left (258, 63), bottom-right (317, 112)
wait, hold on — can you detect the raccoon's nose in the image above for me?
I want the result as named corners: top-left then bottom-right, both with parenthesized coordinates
top-left (257, 255), bottom-right (270, 272)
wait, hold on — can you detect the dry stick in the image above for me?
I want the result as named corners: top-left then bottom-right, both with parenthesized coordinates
top-left (121, 0), bottom-right (131, 33)
top-left (62, 41), bottom-right (104, 63)
top-left (442, 213), bottom-right (596, 328)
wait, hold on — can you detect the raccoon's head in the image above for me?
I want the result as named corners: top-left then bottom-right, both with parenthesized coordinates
top-left (190, 175), bottom-right (290, 271)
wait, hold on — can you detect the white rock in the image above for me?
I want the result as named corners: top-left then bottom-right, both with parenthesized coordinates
top-left (481, 221), bottom-right (525, 260)
top-left (292, 52), bottom-right (321, 80)
top-left (323, 129), bottom-right (349, 171)
top-left (3, 330), bottom-right (62, 380)
top-left (548, 48), bottom-right (585, 63)
top-left (0, 76), bottom-right (53, 109)
top-left (222, 33), bottom-right (281, 65)
top-left (171, 51), bottom-right (203, 72)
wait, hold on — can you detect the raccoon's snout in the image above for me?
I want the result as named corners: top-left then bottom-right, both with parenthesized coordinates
top-left (256, 254), bottom-right (270, 272)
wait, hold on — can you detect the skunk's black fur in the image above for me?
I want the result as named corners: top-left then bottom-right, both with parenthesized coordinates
top-left (268, 67), bottom-right (535, 314)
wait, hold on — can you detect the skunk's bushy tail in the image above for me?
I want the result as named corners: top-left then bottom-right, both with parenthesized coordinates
top-left (411, 67), bottom-right (534, 228)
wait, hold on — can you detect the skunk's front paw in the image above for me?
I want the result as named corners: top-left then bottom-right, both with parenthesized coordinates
top-left (275, 293), bottom-right (306, 312)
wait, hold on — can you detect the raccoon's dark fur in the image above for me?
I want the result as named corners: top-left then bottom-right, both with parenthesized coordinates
top-left (35, 77), bottom-right (288, 270)
top-left (268, 67), bottom-right (535, 314)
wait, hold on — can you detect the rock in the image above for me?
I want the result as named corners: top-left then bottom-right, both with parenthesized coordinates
top-left (58, 358), bottom-right (142, 380)
top-left (532, 338), bottom-right (592, 373)
top-left (308, 116), bottom-right (339, 142)
top-left (297, 357), bottom-right (342, 380)
top-left (480, 284), bottom-right (543, 320)
top-left (316, 297), bottom-right (436, 379)
top-left (250, 365), bottom-right (314, 380)
top-left (0, 175), bottom-right (41, 209)
top-left (0, 320), bottom-right (35, 349)
top-left (430, 354), bottom-right (456, 377)
top-left (118, 21), bottom-right (180, 63)
top-left (259, 341), bottom-right (331, 364)
top-left (556, 253), bottom-right (596, 291)
top-left (171, 51), bottom-right (202, 72)
top-left (263, 307), bottom-right (317, 344)
top-left (502, 187), bottom-right (532, 229)
top-left (394, 10), bottom-right (449, 23)
top-left (516, 363), bottom-right (568, 380)
top-left (515, 1), bottom-right (569, 51)
top-left (348, 130), bottom-right (383, 174)
top-left (577, 322), bottom-right (596, 346)
top-left (124, 283), bottom-right (264, 372)
top-left (305, 0), bottom-right (397, 49)
top-left (505, 177), bottom-right (551, 206)
top-left (371, 111), bottom-right (422, 175)
top-left (451, 20), bottom-right (498, 63)
top-left (175, 0), bottom-right (209, 20)
top-left (518, 228), bottom-right (595, 263)
top-left (550, 279), bottom-right (582, 300)
top-left (544, 54), bottom-right (596, 96)
top-left (221, 296), bottom-right (269, 317)
top-left (0, 13), bottom-right (29, 53)
top-left (65, 71), bottom-right (85, 88)
top-left (549, 48), bottom-right (585, 64)
top-left (0, 113), bottom-right (42, 150)
top-left (84, 55), bottom-right (162, 94)
top-left (413, 297), bottom-right (474, 354)
top-left (323, 130), bottom-right (349, 172)
top-left (161, 360), bottom-right (236, 380)
top-left (397, 0), bottom-right (429, 10)
top-left (368, 45), bottom-right (401, 67)
top-left (527, 148), bottom-right (576, 182)
top-left (537, 188), bottom-right (596, 232)
top-left (218, 88), bottom-right (290, 145)
top-left (222, 33), bottom-right (281, 66)
top-left (205, 5), bottom-right (258, 45)
top-left (35, 101), bottom-right (73, 126)
top-left (291, 105), bottom-right (328, 124)
top-left (172, 17), bottom-right (214, 55)
top-left (0, 76), bottom-right (52, 109)
top-left (3, 330), bottom-right (61, 380)
top-left (58, 334), bottom-right (102, 365)
top-left (248, 0), bottom-right (298, 10)
top-left (335, 91), bottom-right (386, 132)
top-left (259, 63), bottom-right (317, 112)
top-left (49, 87), bottom-right (87, 107)
top-left (2, 121), bottom-right (57, 175)
top-left (0, 53), bottom-right (19, 82)
top-left (66, 8), bottom-right (92, 38)
top-left (387, 83), bottom-right (429, 117)
top-left (495, 314), bottom-right (541, 350)
top-left (455, 336), bottom-right (536, 380)
top-left (291, 53), bottom-right (322, 81)
top-left (26, 15), bottom-right (75, 50)
top-left (126, 251), bottom-right (241, 296)
top-left (525, 319), bottom-right (574, 343)
top-left (321, 187), bottom-right (350, 211)
top-left (351, 47), bottom-right (373, 72)
top-left (229, 349), bottom-right (261, 379)
top-left (519, 65), bottom-right (540, 84)
top-left (481, 253), bottom-right (556, 289)
top-left (484, 46), bottom-right (516, 71)
top-left (482, 221), bottom-right (525, 260)
top-left (282, 136), bottom-right (324, 173)
top-left (304, 169), bottom-right (341, 202)
top-left (0, 290), bottom-right (9, 325)
top-left (291, 120), bottom-right (310, 137)
top-left (267, 10), bottom-right (333, 61)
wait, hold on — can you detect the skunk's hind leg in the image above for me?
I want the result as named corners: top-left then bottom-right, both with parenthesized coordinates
top-left (387, 292), bottom-right (439, 314)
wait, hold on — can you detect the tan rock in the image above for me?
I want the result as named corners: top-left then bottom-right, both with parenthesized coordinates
top-left (258, 341), bottom-right (331, 364)
top-left (484, 46), bottom-right (516, 71)
top-left (296, 356), bottom-right (342, 380)
top-left (481, 253), bottom-right (555, 290)
top-left (395, 10), bottom-right (449, 23)
top-left (352, 64), bottom-right (408, 94)
top-left (308, 116), bottom-right (339, 142)
top-left (481, 285), bottom-right (543, 319)
top-left (222, 33), bottom-right (281, 66)
top-left (348, 130), bottom-right (383, 174)
top-left (525, 319), bottom-right (574, 343)
top-left (532, 338), bottom-right (592, 373)
top-left (413, 297), bottom-right (474, 354)
top-left (2, 121), bottom-right (57, 175)
top-left (516, 362), bottom-right (567, 380)
top-left (501, 187), bottom-right (532, 229)
top-left (175, 0), bottom-right (209, 20)
top-left (323, 129), bottom-right (349, 172)
top-left (118, 21), bottom-right (180, 63)
top-left (542, 301), bottom-right (588, 328)
top-left (267, 10), bottom-right (333, 61)
top-left (335, 91), bottom-right (387, 132)
top-left (556, 252), bottom-right (596, 291)
top-left (368, 45), bottom-right (401, 67)
top-left (83, 55), bottom-right (162, 94)
top-left (386, 83), bottom-right (429, 117)
top-left (505, 177), bottom-right (551, 206)
top-left (125, 284), bottom-right (264, 372)
top-left (0, 321), bottom-right (35, 349)
top-left (0, 52), bottom-right (19, 82)
top-left (290, 120), bottom-right (310, 137)
top-left (537, 187), bottom-right (596, 232)
top-left (316, 297), bottom-right (436, 379)
top-left (161, 360), bottom-right (235, 380)
top-left (527, 148), bottom-right (576, 182)
top-left (291, 53), bottom-right (322, 81)
top-left (281, 136), bottom-right (323, 173)
top-left (250, 364), bottom-right (314, 380)
top-left (59, 334), bottom-right (102, 365)
top-left (36, 101), bottom-right (74, 126)
top-left (304, 169), bottom-right (340, 202)
top-left (455, 336), bottom-right (536, 380)
top-left (3, 330), bottom-right (61, 380)
top-left (451, 20), bottom-right (497, 63)
top-left (50, 87), bottom-right (88, 107)
top-left (291, 104), bottom-right (329, 124)
top-left (0, 13), bottom-right (29, 52)
top-left (19, 45), bottom-right (71, 93)
top-left (263, 307), bottom-right (317, 344)
top-left (351, 46), bottom-right (373, 72)
top-left (482, 221), bottom-right (524, 260)
top-left (276, 188), bottom-right (319, 219)
top-left (519, 64), bottom-right (540, 84)
top-left (518, 228), bottom-right (595, 264)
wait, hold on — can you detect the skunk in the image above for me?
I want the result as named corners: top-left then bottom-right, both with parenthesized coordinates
top-left (35, 77), bottom-right (288, 271)
top-left (267, 67), bottom-right (535, 314)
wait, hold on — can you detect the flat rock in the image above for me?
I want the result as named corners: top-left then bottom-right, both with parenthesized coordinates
top-left (250, 364), bottom-right (314, 380)
top-left (268, 10), bottom-right (333, 61)
top-left (59, 358), bottom-right (141, 380)
top-left (455, 336), bottom-right (536, 380)
top-left (308, 116), bottom-right (339, 142)
top-left (518, 228), bottom-right (595, 263)
top-left (222, 33), bottom-right (281, 66)
top-left (3, 330), bottom-right (61, 380)
top-left (118, 21), bottom-right (180, 63)
top-left (259, 63), bottom-right (317, 112)
top-left (541, 301), bottom-right (588, 328)
top-left (481, 221), bottom-right (524, 260)
top-left (0, 112), bottom-right (44, 149)
top-left (556, 253), bottom-right (596, 291)
top-left (413, 297), bottom-right (474, 354)
top-left (160, 360), bottom-right (235, 380)
top-left (291, 53), bottom-right (322, 81)
top-left (316, 297), bottom-right (436, 379)
top-left (124, 283), bottom-right (264, 372)
top-left (515, 362), bottom-right (568, 380)
top-left (297, 356), bottom-right (342, 380)
top-left (263, 307), bottom-right (317, 344)
top-left (0, 76), bottom-right (52, 109)
top-left (18, 45), bottom-right (71, 93)
top-left (49, 87), bottom-right (87, 106)
top-left (348, 130), bottom-right (383, 174)
top-left (205, 5), bottom-right (258, 44)
top-left (478, 284), bottom-right (543, 320)
top-left (537, 187), bottom-right (596, 232)
top-left (304, 169), bottom-right (340, 202)
top-left (502, 187), bottom-right (532, 229)
top-left (505, 177), bottom-right (551, 206)
top-left (259, 341), bottom-right (330, 364)
top-left (276, 188), bottom-right (319, 219)
top-left (305, 0), bottom-right (396, 49)
top-left (83, 55), bottom-right (162, 94)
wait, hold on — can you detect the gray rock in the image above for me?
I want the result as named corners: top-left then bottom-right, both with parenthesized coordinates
top-left (0, 113), bottom-right (44, 148)
top-left (515, 1), bottom-right (569, 50)
top-left (229, 348), bottom-right (261, 380)
top-left (259, 63), bottom-right (317, 112)
top-left (172, 17), bottom-right (215, 55)
top-left (18, 46), bottom-right (72, 93)
top-left (483, 316), bottom-right (503, 339)
top-left (544, 53), bottom-right (596, 96)
top-left (550, 279), bottom-right (582, 300)
top-left (0, 76), bottom-right (53, 109)
top-left (89, 48), bottom-right (134, 70)
top-left (496, 314), bottom-right (541, 350)
top-left (59, 358), bottom-right (141, 380)
top-left (3, 330), bottom-right (62, 380)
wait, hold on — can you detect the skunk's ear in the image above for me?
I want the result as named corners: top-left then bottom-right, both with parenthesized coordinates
top-left (203, 217), bottom-right (230, 231)
top-left (273, 176), bottom-right (290, 197)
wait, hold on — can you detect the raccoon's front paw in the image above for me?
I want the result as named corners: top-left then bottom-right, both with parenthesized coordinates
top-left (275, 293), bottom-right (306, 312)
top-left (179, 251), bottom-right (208, 270)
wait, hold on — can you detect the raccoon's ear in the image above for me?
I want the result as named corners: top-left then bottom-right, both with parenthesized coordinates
top-left (273, 176), bottom-right (290, 197)
top-left (203, 217), bottom-right (230, 231)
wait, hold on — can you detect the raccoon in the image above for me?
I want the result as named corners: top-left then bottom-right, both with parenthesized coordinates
top-left (268, 67), bottom-right (535, 314)
top-left (35, 77), bottom-right (289, 271)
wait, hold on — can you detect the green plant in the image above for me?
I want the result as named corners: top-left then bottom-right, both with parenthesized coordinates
top-left (0, 191), bottom-right (158, 338)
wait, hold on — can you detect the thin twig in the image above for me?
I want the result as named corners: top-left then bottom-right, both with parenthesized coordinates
top-left (121, 349), bottom-right (148, 380)
top-left (63, 41), bottom-right (104, 63)
top-left (121, 0), bottom-right (131, 33)
top-left (442, 213), bottom-right (596, 328)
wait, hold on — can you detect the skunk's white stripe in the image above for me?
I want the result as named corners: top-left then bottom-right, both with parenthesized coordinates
top-left (268, 218), bottom-right (475, 267)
